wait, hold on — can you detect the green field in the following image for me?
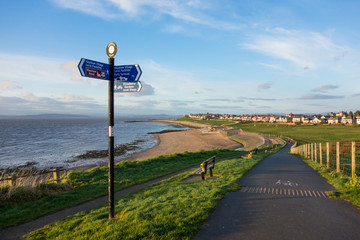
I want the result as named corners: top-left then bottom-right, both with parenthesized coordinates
top-left (25, 147), bottom-right (276, 240)
top-left (177, 118), bottom-right (360, 145)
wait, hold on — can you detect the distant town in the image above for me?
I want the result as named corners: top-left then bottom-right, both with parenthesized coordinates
top-left (184, 111), bottom-right (360, 125)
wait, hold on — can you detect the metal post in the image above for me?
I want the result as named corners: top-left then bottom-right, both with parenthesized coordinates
top-left (108, 57), bottom-right (115, 219)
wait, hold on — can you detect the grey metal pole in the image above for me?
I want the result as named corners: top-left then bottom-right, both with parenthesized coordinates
top-left (108, 57), bottom-right (115, 219)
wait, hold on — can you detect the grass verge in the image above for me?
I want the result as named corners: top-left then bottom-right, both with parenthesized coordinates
top-left (294, 154), bottom-right (360, 207)
top-left (0, 149), bottom-right (244, 229)
top-left (25, 148), bottom-right (274, 240)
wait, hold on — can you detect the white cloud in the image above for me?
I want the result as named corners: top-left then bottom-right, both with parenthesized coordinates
top-left (242, 28), bottom-right (349, 70)
top-left (1, 92), bottom-right (105, 115)
top-left (0, 53), bottom-right (73, 84)
top-left (52, 0), bottom-right (242, 31)
top-left (0, 80), bottom-right (22, 91)
top-left (61, 61), bottom-right (83, 82)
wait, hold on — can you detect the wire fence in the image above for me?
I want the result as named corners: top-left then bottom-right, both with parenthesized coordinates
top-left (291, 141), bottom-right (360, 178)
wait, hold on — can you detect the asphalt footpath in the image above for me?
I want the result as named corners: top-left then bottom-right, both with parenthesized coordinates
top-left (194, 143), bottom-right (360, 240)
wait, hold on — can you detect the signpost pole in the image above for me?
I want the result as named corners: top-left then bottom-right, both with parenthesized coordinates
top-left (78, 42), bottom-right (142, 219)
top-left (108, 56), bottom-right (115, 219)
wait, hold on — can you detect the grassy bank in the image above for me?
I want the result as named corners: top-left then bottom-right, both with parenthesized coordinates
top-left (294, 154), bottom-right (360, 207)
top-left (177, 118), bottom-right (360, 145)
top-left (25, 148), bottom-right (275, 240)
top-left (0, 149), bottom-right (243, 229)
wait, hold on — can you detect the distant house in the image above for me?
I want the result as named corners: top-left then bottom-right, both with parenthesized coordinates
top-left (357, 117), bottom-right (360, 125)
top-left (292, 115), bottom-right (303, 123)
top-left (278, 116), bottom-right (291, 123)
top-left (302, 117), bottom-right (312, 124)
top-left (328, 117), bottom-right (342, 124)
top-left (312, 117), bottom-right (326, 124)
top-left (269, 116), bottom-right (278, 123)
top-left (336, 111), bottom-right (348, 117)
top-left (341, 116), bottom-right (354, 125)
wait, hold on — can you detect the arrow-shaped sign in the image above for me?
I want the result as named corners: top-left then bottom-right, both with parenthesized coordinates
top-left (78, 58), bottom-right (109, 80)
top-left (114, 64), bottom-right (142, 82)
top-left (114, 81), bottom-right (142, 92)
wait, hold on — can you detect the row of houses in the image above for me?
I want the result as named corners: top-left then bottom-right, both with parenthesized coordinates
top-left (186, 112), bottom-right (360, 125)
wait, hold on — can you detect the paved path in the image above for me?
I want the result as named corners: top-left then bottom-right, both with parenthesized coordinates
top-left (194, 143), bottom-right (360, 240)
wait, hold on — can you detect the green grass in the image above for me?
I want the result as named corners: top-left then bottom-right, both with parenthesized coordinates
top-left (178, 119), bottom-right (360, 145)
top-left (25, 148), bottom-right (275, 240)
top-left (295, 155), bottom-right (360, 207)
top-left (0, 149), bottom-right (243, 229)
top-left (231, 123), bottom-right (360, 144)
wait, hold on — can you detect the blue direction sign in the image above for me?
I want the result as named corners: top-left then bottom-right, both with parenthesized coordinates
top-left (78, 58), bottom-right (109, 80)
top-left (114, 81), bottom-right (142, 92)
top-left (114, 64), bottom-right (142, 82)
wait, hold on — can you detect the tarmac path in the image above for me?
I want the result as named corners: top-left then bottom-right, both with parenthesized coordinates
top-left (194, 143), bottom-right (360, 240)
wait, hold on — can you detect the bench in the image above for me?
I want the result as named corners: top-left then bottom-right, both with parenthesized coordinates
top-left (193, 156), bottom-right (216, 180)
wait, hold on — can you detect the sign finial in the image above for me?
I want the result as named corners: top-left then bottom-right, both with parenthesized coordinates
top-left (106, 42), bottom-right (117, 58)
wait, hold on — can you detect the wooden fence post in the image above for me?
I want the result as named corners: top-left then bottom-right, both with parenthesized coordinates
top-left (9, 175), bottom-right (16, 187)
top-left (326, 142), bottom-right (330, 169)
top-left (53, 168), bottom-right (60, 184)
top-left (336, 142), bottom-right (340, 173)
top-left (352, 141), bottom-right (356, 179)
top-left (314, 143), bottom-right (317, 162)
top-left (319, 143), bottom-right (323, 165)
top-left (311, 143), bottom-right (314, 161)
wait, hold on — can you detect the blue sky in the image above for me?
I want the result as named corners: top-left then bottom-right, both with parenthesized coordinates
top-left (1, 0), bottom-right (360, 116)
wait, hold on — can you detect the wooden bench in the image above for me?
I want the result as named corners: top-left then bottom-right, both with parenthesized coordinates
top-left (193, 156), bottom-right (216, 180)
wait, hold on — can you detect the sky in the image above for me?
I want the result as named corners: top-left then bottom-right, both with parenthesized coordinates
top-left (1, 0), bottom-right (360, 117)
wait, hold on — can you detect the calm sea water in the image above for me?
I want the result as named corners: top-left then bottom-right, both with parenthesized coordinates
top-left (0, 118), bottom-right (186, 169)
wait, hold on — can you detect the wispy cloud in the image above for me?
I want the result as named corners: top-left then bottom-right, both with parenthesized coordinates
top-left (311, 84), bottom-right (339, 92)
top-left (0, 80), bottom-right (22, 91)
top-left (0, 93), bottom-right (105, 115)
top-left (258, 82), bottom-right (273, 90)
top-left (52, 0), bottom-right (242, 31)
top-left (258, 63), bottom-right (284, 71)
top-left (242, 28), bottom-right (349, 69)
top-left (352, 93), bottom-right (360, 97)
top-left (238, 97), bottom-right (278, 101)
top-left (115, 81), bottom-right (155, 97)
top-left (299, 94), bottom-right (344, 100)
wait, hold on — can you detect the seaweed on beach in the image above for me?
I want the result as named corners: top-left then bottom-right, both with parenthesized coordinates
top-left (74, 139), bottom-right (145, 159)
top-left (147, 129), bottom-right (186, 134)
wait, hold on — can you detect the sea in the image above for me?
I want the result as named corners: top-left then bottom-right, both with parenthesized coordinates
top-left (0, 117), bottom-right (187, 170)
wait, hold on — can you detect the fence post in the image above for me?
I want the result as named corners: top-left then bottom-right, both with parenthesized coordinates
top-left (352, 141), bottom-right (356, 179)
top-left (314, 143), bottom-right (317, 162)
top-left (326, 142), bottom-right (330, 169)
top-left (336, 142), bottom-right (340, 173)
top-left (53, 168), bottom-right (61, 184)
top-left (311, 143), bottom-right (314, 161)
top-left (9, 175), bottom-right (16, 187)
top-left (319, 143), bottom-right (323, 165)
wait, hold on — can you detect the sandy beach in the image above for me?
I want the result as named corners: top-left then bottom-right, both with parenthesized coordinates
top-left (124, 128), bottom-right (242, 161)
top-left (70, 119), bottom-right (282, 170)
top-left (123, 119), bottom-right (282, 162)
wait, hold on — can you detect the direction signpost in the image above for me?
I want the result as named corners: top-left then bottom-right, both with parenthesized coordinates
top-left (78, 58), bottom-right (110, 80)
top-left (115, 81), bottom-right (142, 92)
top-left (78, 42), bottom-right (142, 219)
top-left (114, 64), bottom-right (142, 82)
